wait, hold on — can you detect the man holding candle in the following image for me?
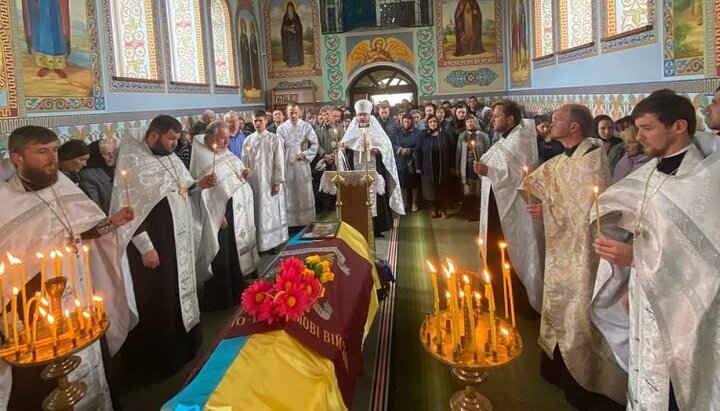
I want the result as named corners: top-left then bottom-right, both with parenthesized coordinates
top-left (242, 110), bottom-right (289, 253)
top-left (110, 115), bottom-right (217, 376)
top-left (522, 104), bottom-right (627, 408)
top-left (340, 99), bottom-right (405, 236)
top-left (591, 90), bottom-right (720, 410)
top-left (276, 103), bottom-right (319, 232)
top-left (189, 121), bottom-right (259, 311)
top-left (0, 125), bottom-right (136, 410)
top-left (455, 115), bottom-right (490, 222)
top-left (313, 106), bottom-right (344, 212)
top-left (473, 99), bottom-right (545, 314)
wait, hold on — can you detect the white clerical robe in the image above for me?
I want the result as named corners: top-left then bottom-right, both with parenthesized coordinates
top-left (276, 119), bottom-right (318, 226)
top-left (110, 128), bottom-right (200, 333)
top-left (189, 136), bottom-right (259, 282)
top-left (591, 143), bottom-right (720, 410)
top-left (479, 119), bottom-right (545, 312)
top-left (242, 130), bottom-right (288, 252)
top-left (523, 138), bottom-right (627, 404)
top-left (0, 170), bottom-right (126, 410)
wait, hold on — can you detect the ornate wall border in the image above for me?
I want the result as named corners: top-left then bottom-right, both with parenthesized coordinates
top-left (715, 0), bottom-right (720, 76)
top-left (416, 27), bottom-right (437, 96)
top-left (600, 0), bottom-right (657, 54)
top-left (263, 0), bottom-right (323, 79)
top-left (23, 0), bottom-right (105, 112)
top-left (102, 0), bottom-right (166, 93)
top-left (435, 0), bottom-right (504, 67)
top-left (322, 34), bottom-right (345, 102)
top-left (161, 0), bottom-right (211, 94)
top-left (663, 0), bottom-right (705, 77)
top-left (556, 0), bottom-right (597, 63)
top-left (0, 0), bottom-right (20, 118)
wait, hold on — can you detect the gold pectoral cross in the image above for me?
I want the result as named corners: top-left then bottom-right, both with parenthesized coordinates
top-left (66, 236), bottom-right (80, 255)
top-left (178, 185), bottom-right (188, 200)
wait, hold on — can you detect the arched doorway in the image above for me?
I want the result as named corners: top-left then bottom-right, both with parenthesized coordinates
top-left (346, 65), bottom-right (418, 109)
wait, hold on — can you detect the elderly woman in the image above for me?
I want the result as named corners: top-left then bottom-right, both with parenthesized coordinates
top-left (455, 115), bottom-right (490, 222)
top-left (611, 126), bottom-right (649, 184)
top-left (417, 115), bottom-right (454, 218)
top-left (58, 139), bottom-right (90, 189)
top-left (80, 139), bottom-right (116, 214)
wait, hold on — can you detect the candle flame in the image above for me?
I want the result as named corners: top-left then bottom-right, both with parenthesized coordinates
top-left (50, 251), bottom-right (56, 259)
top-left (65, 246), bottom-right (72, 253)
top-left (501, 328), bottom-right (509, 336)
top-left (74, 299), bottom-right (81, 308)
top-left (47, 314), bottom-right (55, 325)
top-left (463, 275), bottom-right (470, 285)
top-left (82, 311), bottom-right (91, 319)
top-left (83, 245), bottom-right (89, 253)
top-left (445, 291), bottom-right (451, 298)
top-left (426, 260), bottom-right (436, 273)
top-left (6, 252), bottom-right (20, 265)
top-left (36, 252), bottom-right (44, 259)
top-left (459, 290), bottom-right (465, 298)
top-left (39, 307), bottom-right (47, 317)
top-left (0, 262), bottom-right (4, 275)
top-left (442, 266), bottom-right (451, 279)
top-left (474, 291), bottom-right (481, 299)
top-left (446, 259), bottom-right (455, 273)
top-left (121, 169), bottom-right (127, 177)
top-left (92, 296), bottom-right (103, 303)
top-left (470, 140), bottom-right (476, 147)
top-left (12, 287), bottom-right (18, 296)
top-left (523, 166), bottom-right (529, 173)
top-left (34, 292), bottom-right (40, 297)
top-left (484, 271), bottom-right (491, 283)
top-left (477, 237), bottom-right (484, 247)
top-left (64, 309), bottom-right (70, 318)
top-left (504, 263), bottom-right (511, 270)
top-left (593, 185), bottom-right (599, 194)
top-left (499, 241), bottom-right (507, 249)
top-left (41, 298), bottom-right (49, 307)
top-left (55, 249), bottom-right (64, 258)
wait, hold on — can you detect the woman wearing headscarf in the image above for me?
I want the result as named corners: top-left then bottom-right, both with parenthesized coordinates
top-left (58, 139), bottom-right (90, 189)
top-left (80, 139), bottom-right (116, 214)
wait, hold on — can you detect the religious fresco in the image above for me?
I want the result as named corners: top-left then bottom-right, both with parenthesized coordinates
top-left (237, 5), bottom-right (263, 100)
top-left (264, 0), bottom-right (322, 78)
top-left (663, 0), bottom-right (705, 76)
top-left (0, 1), bottom-right (19, 119)
top-left (435, 0), bottom-right (503, 67)
top-left (16, 0), bottom-right (104, 112)
top-left (345, 33), bottom-right (415, 78)
top-left (509, 0), bottom-right (530, 88)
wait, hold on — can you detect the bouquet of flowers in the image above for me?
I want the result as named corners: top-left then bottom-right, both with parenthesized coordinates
top-left (241, 255), bottom-right (335, 324)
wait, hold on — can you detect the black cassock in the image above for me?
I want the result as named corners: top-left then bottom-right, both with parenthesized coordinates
top-left (121, 198), bottom-right (202, 375)
top-left (201, 198), bottom-right (247, 311)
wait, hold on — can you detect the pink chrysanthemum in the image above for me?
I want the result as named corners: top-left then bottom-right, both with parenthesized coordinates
top-left (276, 287), bottom-right (310, 321)
top-left (280, 257), bottom-right (305, 277)
top-left (241, 280), bottom-right (274, 316)
top-left (301, 275), bottom-right (322, 301)
top-left (257, 295), bottom-right (282, 324)
top-left (275, 265), bottom-right (303, 292)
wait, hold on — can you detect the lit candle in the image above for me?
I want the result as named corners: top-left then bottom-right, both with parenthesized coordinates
top-left (74, 299), bottom-right (85, 332)
top-left (593, 185), bottom-right (601, 239)
top-left (36, 253), bottom-right (46, 295)
top-left (49, 251), bottom-right (58, 278)
top-left (212, 143), bottom-right (218, 174)
top-left (446, 260), bottom-right (462, 351)
top-left (10, 287), bottom-right (19, 352)
top-left (484, 271), bottom-right (498, 356)
top-left (121, 170), bottom-right (132, 207)
top-left (522, 166), bottom-right (531, 204)
top-left (504, 263), bottom-right (516, 328)
top-left (443, 267), bottom-right (460, 351)
top-left (499, 242), bottom-right (508, 319)
top-left (501, 327), bottom-right (510, 349)
top-left (426, 261), bottom-right (442, 345)
top-left (65, 247), bottom-right (79, 303)
top-left (54, 249), bottom-right (64, 278)
top-left (82, 246), bottom-right (94, 307)
top-left (474, 291), bottom-right (481, 314)
top-left (476, 238), bottom-right (489, 272)
top-left (82, 311), bottom-right (93, 336)
top-left (47, 314), bottom-right (58, 346)
top-left (470, 140), bottom-right (478, 162)
top-left (32, 302), bottom-right (44, 350)
top-left (0, 263), bottom-right (8, 340)
top-left (463, 275), bottom-right (477, 352)
top-left (92, 296), bottom-right (104, 322)
top-left (445, 291), bottom-right (451, 310)
top-left (64, 309), bottom-right (76, 342)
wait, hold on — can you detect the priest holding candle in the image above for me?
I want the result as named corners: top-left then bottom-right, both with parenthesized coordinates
top-left (522, 104), bottom-right (626, 408)
top-left (0, 125), bottom-right (136, 410)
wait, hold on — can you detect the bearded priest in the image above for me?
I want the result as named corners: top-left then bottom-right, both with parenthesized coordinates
top-left (110, 115), bottom-right (217, 376)
top-left (190, 121), bottom-right (259, 311)
top-left (0, 126), bottom-right (135, 410)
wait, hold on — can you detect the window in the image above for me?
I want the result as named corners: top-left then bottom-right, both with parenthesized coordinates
top-left (534, 0), bottom-right (554, 58)
top-left (606, 0), bottom-right (650, 36)
top-left (209, 0), bottom-right (236, 86)
top-left (559, 0), bottom-right (593, 50)
top-left (166, 0), bottom-right (206, 84)
top-left (319, 0), bottom-right (432, 34)
top-left (109, 0), bottom-right (159, 79)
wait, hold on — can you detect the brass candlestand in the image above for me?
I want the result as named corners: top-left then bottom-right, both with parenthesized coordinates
top-left (1, 276), bottom-right (108, 411)
top-left (420, 309), bottom-right (522, 411)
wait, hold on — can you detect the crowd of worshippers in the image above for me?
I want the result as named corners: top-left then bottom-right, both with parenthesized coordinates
top-left (1, 86), bottom-right (718, 410)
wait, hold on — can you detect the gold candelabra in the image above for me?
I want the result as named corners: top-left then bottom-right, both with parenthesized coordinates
top-left (1, 276), bottom-right (108, 411)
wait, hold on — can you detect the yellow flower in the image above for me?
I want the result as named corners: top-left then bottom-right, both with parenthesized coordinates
top-left (305, 255), bottom-right (321, 266)
top-left (320, 270), bottom-right (335, 283)
top-left (320, 261), bottom-right (331, 272)
top-left (303, 268), bottom-right (315, 277)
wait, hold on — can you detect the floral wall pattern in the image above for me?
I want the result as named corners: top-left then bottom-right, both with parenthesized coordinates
top-left (559, 0), bottom-right (594, 50)
top-left (415, 28), bottom-right (437, 96)
top-left (167, 0), bottom-right (206, 84)
top-left (322, 34), bottom-right (345, 102)
top-left (108, 0), bottom-right (159, 80)
top-left (210, 0), bottom-right (236, 87)
top-left (533, 0), bottom-right (554, 58)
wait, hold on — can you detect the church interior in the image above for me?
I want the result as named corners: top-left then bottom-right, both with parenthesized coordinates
top-left (0, 0), bottom-right (719, 410)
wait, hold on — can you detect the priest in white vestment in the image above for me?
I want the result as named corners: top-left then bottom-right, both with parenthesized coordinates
top-left (340, 99), bottom-right (405, 220)
top-left (474, 99), bottom-right (545, 312)
top-left (276, 103), bottom-right (319, 228)
top-left (190, 121), bottom-right (259, 310)
top-left (591, 90), bottom-right (720, 410)
top-left (242, 110), bottom-right (288, 252)
top-left (110, 115), bottom-right (217, 375)
top-left (0, 126), bottom-right (135, 410)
